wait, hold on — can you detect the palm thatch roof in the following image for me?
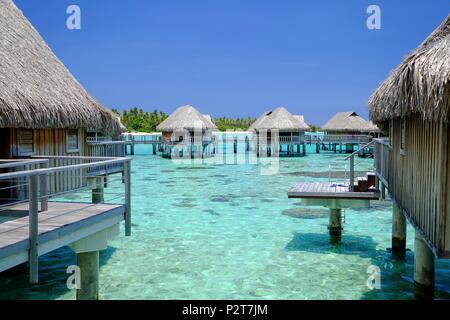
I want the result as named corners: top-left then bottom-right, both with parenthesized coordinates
top-left (0, 0), bottom-right (121, 134)
top-left (369, 14), bottom-right (450, 124)
top-left (322, 112), bottom-right (380, 133)
top-left (156, 105), bottom-right (217, 132)
top-left (249, 107), bottom-right (309, 131)
top-left (202, 115), bottom-right (216, 128)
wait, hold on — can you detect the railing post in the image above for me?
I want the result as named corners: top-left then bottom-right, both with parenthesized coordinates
top-left (29, 174), bottom-right (39, 284)
top-left (124, 160), bottom-right (131, 236)
top-left (39, 161), bottom-right (48, 212)
top-left (349, 155), bottom-right (355, 191)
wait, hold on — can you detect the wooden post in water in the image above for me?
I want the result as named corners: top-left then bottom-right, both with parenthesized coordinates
top-left (29, 174), bottom-right (39, 284)
top-left (349, 156), bottom-right (355, 192)
top-left (92, 177), bottom-right (104, 204)
top-left (381, 182), bottom-right (386, 200)
top-left (414, 230), bottom-right (435, 299)
top-left (328, 208), bottom-right (342, 243)
top-left (124, 160), bottom-right (131, 237)
top-left (392, 203), bottom-right (406, 259)
top-left (302, 143), bottom-right (306, 155)
top-left (76, 251), bottom-right (99, 300)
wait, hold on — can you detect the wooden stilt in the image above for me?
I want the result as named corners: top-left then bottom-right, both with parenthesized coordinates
top-left (392, 203), bottom-right (406, 259)
top-left (76, 251), bottom-right (99, 300)
top-left (414, 230), bottom-right (435, 299)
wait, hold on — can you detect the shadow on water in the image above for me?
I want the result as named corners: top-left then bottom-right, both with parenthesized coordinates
top-left (0, 245), bottom-right (117, 300)
top-left (285, 232), bottom-right (377, 258)
top-left (286, 232), bottom-right (450, 300)
top-left (285, 232), bottom-right (415, 300)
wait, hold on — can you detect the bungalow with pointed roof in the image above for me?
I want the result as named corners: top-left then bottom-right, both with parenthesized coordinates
top-left (156, 105), bottom-right (217, 159)
top-left (249, 107), bottom-right (310, 157)
top-left (320, 111), bottom-right (380, 154)
top-left (369, 14), bottom-right (450, 298)
top-left (0, 0), bottom-right (125, 198)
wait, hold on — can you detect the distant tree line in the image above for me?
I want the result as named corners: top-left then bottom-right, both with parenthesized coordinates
top-left (308, 124), bottom-right (320, 132)
top-left (112, 107), bottom-right (258, 132)
top-left (112, 107), bottom-right (168, 132)
top-left (112, 107), bottom-right (320, 133)
top-left (213, 117), bottom-right (256, 131)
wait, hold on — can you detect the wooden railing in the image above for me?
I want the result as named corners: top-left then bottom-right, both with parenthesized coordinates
top-left (87, 141), bottom-right (126, 158)
top-left (307, 134), bottom-right (372, 144)
top-left (0, 156), bottom-right (131, 282)
top-left (279, 136), bottom-right (302, 143)
top-left (373, 138), bottom-right (390, 187)
top-left (171, 136), bottom-right (215, 144)
top-left (345, 139), bottom-right (377, 191)
top-left (86, 136), bottom-right (111, 143)
top-left (121, 134), bottom-right (162, 143)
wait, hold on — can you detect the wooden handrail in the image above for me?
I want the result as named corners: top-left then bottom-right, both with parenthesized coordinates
top-left (0, 157), bottom-right (130, 180)
top-left (344, 139), bottom-right (377, 160)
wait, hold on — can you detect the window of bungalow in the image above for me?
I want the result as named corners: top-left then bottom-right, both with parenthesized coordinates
top-left (17, 129), bottom-right (35, 156)
top-left (66, 129), bottom-right (80, 153)
top-left (400, 118), bottom-right (406, 155)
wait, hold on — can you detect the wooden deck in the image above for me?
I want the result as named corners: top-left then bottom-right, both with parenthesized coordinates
top-left (0, 201), bottom-right (125, 273)
top-left (288, 182), bottom-right (380, 200)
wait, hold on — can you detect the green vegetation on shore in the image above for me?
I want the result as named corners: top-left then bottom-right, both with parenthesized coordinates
top-left (112, 108), bottom-right (168, 132)
top-left (113, 108), bottom-right (319, 132)
top-left (113, 108), bottom-right (257, 132)
top-left (213, 117), bottom-right (256, 131)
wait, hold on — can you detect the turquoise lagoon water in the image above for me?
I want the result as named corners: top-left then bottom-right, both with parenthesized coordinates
top-left (1, 143), bottom-right (450, 300)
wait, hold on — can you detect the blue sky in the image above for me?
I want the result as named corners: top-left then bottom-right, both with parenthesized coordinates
top-left (14, 0), bottom-right (450, 125)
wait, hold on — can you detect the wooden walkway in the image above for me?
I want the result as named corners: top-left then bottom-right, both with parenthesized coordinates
top-left (288, 182), bottom-right (380, 200)
top-left (0, 201), bottom-right (125, 273)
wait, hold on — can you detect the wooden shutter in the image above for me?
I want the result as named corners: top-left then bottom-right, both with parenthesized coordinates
top-left (66, 129), bottom-right (79, 152)
top-left (17, 129), bottom-right (34, 156)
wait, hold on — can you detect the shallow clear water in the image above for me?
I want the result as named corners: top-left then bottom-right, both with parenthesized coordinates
top-left (1, 144), bottom-right (450, 300)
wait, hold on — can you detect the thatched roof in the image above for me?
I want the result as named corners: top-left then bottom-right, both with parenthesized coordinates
top-left (369, 14), bottom-right (450, 124)
top-left (202, 115), bottom-right (216, 127)
top-left (156, 105), bottom-right (217, 132)
top-left (249, 107), bottom-right (309, 131)
top-left (0, 0), bottom-right (121, 134)
top-left (322, 112), bottom-right (380, 133)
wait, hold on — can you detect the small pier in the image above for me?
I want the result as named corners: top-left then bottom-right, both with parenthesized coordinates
top-left (288, 182), bottom-right (380, 200)
top-left (0, 156), bottom-right (131, 300)
top-left (306, 133), bottom-right (374, 156)
top-left (122, 133), bottom-right (162, 155)
top-left (287, 141), bottom-right (379, 242)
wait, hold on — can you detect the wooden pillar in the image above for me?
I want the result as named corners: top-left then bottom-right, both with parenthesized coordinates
top-left (76, 251), bottom-right (99, 300)
top-left (29, 175), bottom-right (39, 284)
top-left (153, 144), bottom-right (157, 155)
top-left (329, 209), bottom-right (342, 243)
top-left (316, 143), bottom-right (320, 153)
top-left (381, 182), bottom-right (386, 200)
top-left (92, 177), bottom-right (104, 204)
top-left (392, 203), bottom-right (406, 259)
top-left (130, 144), bottom-right (134, 156)
top-left (302, 143), bottom-right (306, 155)
top-left (414, 231), bottom-right (435, 299)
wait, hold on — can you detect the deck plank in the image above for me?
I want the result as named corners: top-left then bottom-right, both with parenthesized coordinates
top-left (288, 182), bottom-right (379, 200)
top-left (0, 201), bottom-right (125, 263)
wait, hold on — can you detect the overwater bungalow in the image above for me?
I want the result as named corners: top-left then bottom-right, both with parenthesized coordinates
top-left (368, 14), bottom-right (450, 298)
top-left (0, 0), bottom-right (131, 300)
top-left (156, 105), bottom-right (217, 159)
top-left (249, 107), bottom-right (310, 157)
top-left (319, 112), bottom-right (380, 153)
